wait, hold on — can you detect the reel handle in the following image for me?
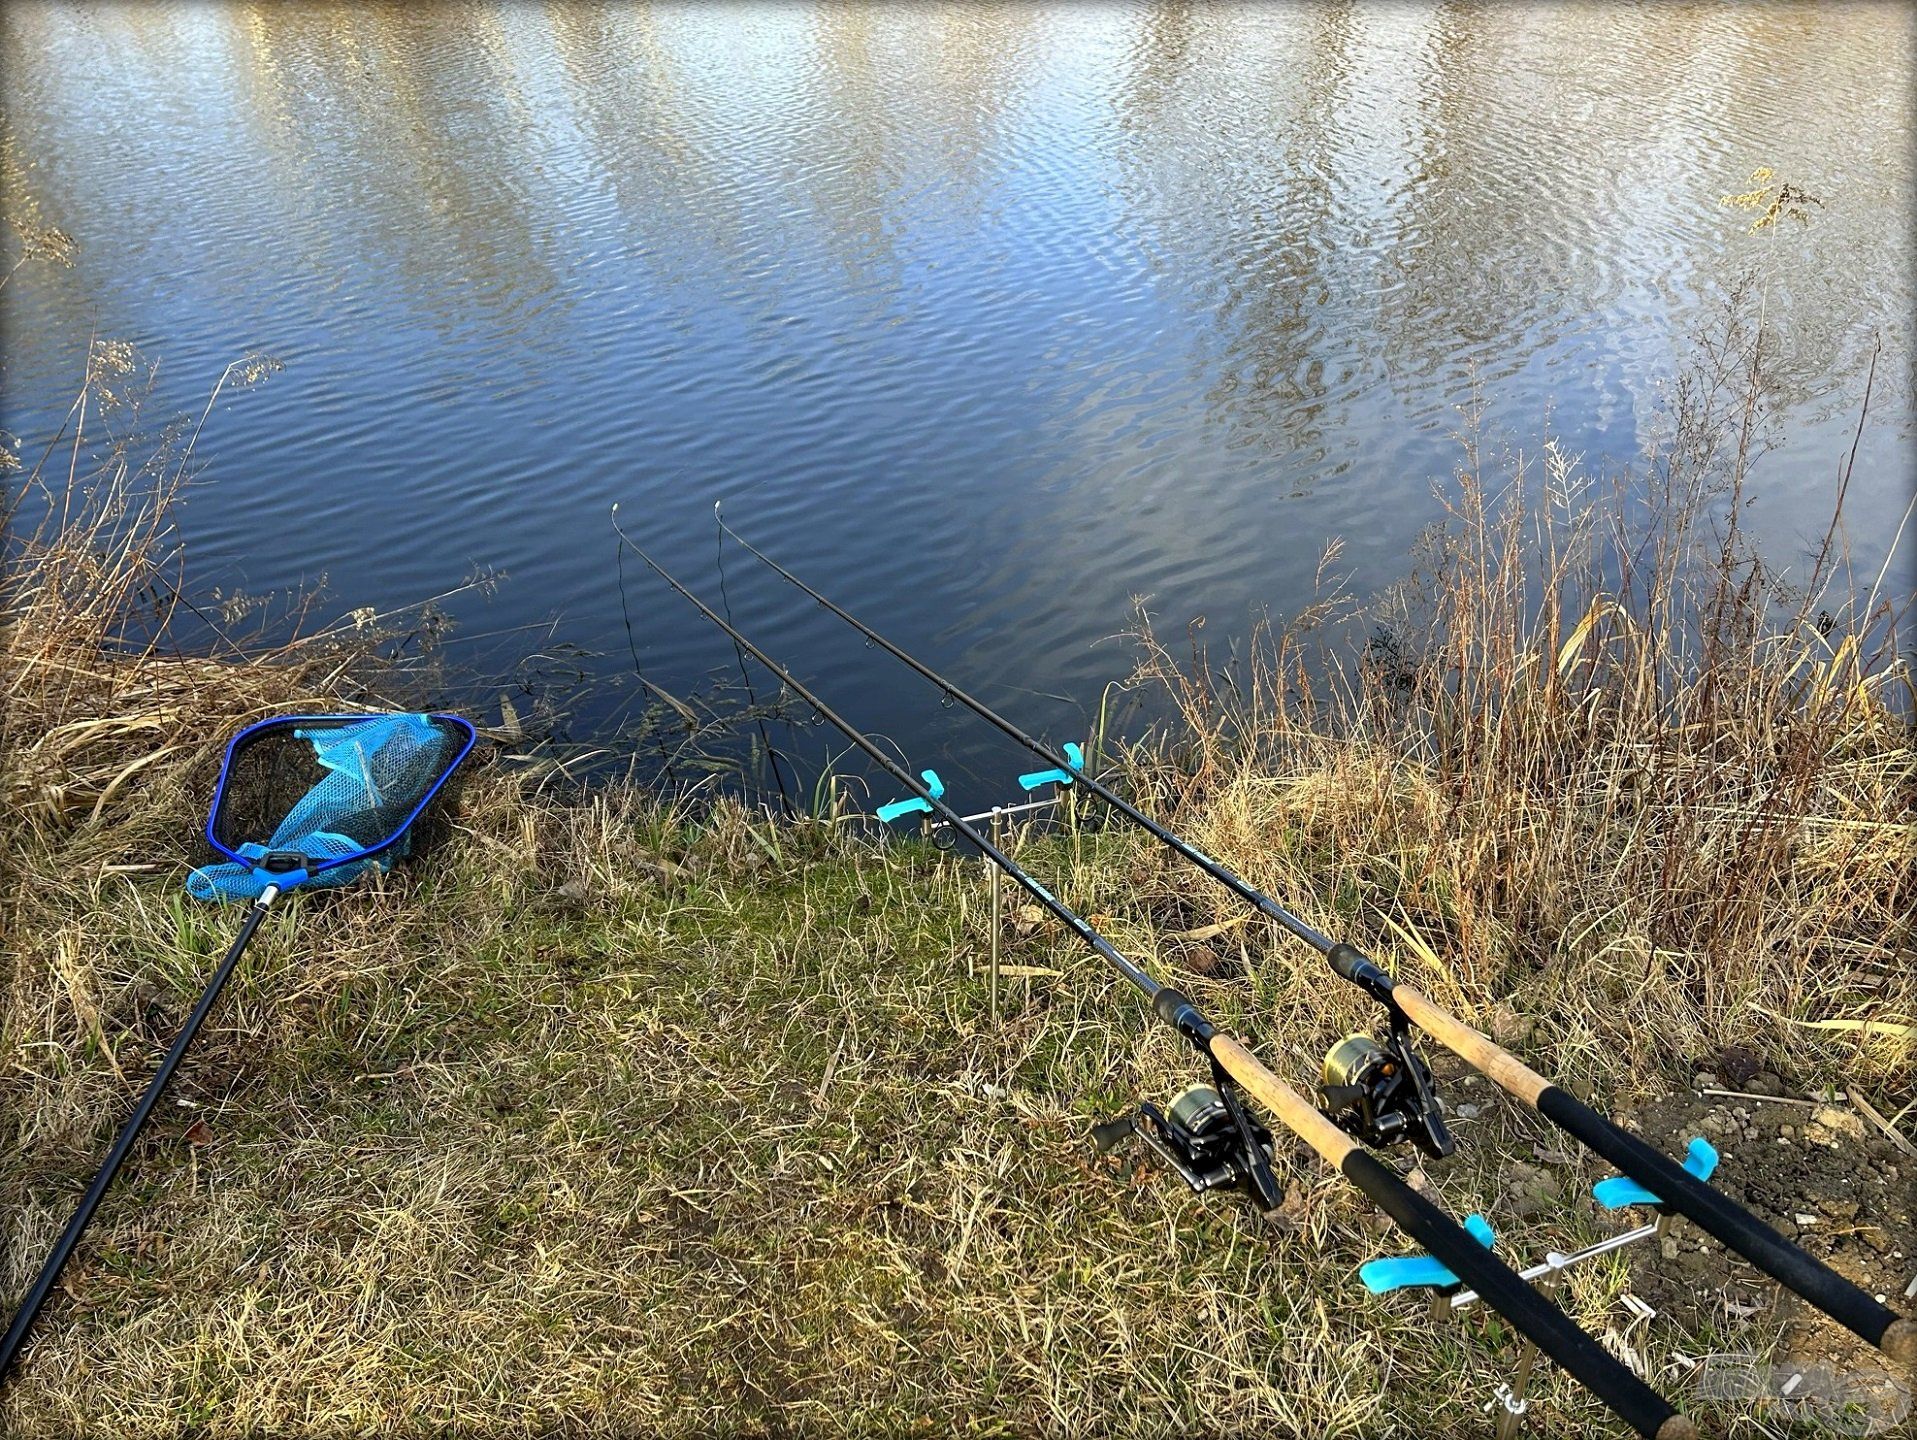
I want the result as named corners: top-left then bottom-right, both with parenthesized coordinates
top-left (1090, 1113), bottom-right (1138, 1155)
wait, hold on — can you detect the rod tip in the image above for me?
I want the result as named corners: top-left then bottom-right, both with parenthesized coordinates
top-left (1656, 1416), bottom-right (1699, 1440)
top-left (1884, 1317), bottom-right (1917, 1366)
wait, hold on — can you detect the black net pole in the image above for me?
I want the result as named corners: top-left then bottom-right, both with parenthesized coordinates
top-left (1, 889), bottom-right (279, 1383)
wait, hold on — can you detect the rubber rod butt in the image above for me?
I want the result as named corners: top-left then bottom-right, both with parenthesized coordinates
top-left (1656, 1417), bottom-right (1700, 1440)
top-left (1537, 1084), bottom-right (1906, 1357)
top-left (1339, 1149), bottom-right (1683, 1439)
top-left (1883, 1318), bottom-right (1917, 1366)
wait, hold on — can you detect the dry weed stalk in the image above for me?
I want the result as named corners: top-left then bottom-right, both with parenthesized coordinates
top-left (1, 346), bottom-right (491, 841)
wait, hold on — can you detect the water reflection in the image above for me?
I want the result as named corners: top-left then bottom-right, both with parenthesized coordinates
top-left (224, 4), bottom-right (573, 349)
top-left (1, 2), bottom-right (1908, 785)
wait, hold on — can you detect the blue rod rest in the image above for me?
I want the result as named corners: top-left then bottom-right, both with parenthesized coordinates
top-left (1359, 1213), bottom-right (1496, 1295)
top-left (1591, 1136), bottom-right (1719, 1212)
top-left (1017, 742), bottom-right (1084, 793)
top-left (876, 769), bottom-right (945, 825)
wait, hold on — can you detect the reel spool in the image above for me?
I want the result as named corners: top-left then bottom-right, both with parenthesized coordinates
top-left (1094, 1082), bottom-right (1279, 1208)
top-left (1319, 1031), bottom-right (1454, 1159)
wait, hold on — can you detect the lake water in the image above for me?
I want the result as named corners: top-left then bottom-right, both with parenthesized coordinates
top-left (4, 3), bottom-right (1911, 801)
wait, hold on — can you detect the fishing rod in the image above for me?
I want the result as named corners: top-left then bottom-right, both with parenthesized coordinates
top-left (713, 511), bottom-right (1917, 1369)
top-left (613, 513), bottom-right (1697, 1440)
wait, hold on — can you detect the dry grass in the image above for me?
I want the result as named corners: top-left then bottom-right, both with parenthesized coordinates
top-left (0, 340), bottom-right (460, 843)
top-left (1, 310), bottom-right (1912, 1438)
top-left (3, 776), bottom-right (1679, 1439)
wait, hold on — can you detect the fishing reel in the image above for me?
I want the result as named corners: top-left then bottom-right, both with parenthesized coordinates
top-left (1094, 1077), bottom-right (1282, 1211)
top-left (1318, 1016), bottom-right (1454, 1160)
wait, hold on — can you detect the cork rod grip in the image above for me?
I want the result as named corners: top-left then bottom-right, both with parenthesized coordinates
top-left (1207, 1034), bottom-right (1360, 1168)
top-left (1387, 983), bottom-right (1551, 1106)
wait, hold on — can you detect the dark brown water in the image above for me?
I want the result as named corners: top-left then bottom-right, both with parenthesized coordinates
top-left (4, 3), bottom-right (1911, 794)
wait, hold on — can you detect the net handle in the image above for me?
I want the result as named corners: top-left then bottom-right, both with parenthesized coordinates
top-left (1, 886), bottom-right (283, 1382)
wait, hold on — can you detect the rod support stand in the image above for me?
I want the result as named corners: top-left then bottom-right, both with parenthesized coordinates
top-left (987, 808), bottom-right (1002, 1025)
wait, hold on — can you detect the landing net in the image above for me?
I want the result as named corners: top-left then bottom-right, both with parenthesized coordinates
top-left (187, 712), bottom-right (474, 902)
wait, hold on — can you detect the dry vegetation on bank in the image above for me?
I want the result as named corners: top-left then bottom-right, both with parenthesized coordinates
top-left (1, 319), bottom-right (1912, 1438)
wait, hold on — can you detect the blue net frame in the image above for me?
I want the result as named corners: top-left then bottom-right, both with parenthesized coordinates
top-left (187, 712), bottom-right (476, 902)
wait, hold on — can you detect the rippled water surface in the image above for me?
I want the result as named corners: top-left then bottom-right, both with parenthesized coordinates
top-left (4, 3), bottom-right (1911, 791)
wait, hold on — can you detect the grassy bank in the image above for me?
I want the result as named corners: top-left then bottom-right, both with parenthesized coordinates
top-left (2, 334), bottom-right (1912, 1437)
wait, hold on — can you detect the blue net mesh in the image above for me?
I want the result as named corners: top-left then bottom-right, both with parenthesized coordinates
top-left (188, 713), bottom-right (464, 903)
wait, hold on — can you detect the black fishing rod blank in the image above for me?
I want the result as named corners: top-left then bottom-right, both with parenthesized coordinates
top-left (615, 516), bottom-right (1697, 1440)
top-left (716, 510), bottom-right (1450, 1159)
top-left (714, 514), bottom-right (1917, 1369)
top-left (712, 506), bottom-right (1336, 954)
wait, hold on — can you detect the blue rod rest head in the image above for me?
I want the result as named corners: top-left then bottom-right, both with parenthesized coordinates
top-left (1358, 1213), bottom-right (1495, 1295)
top-left (1017, 743), bottom-right (1086, 794)
top-left (1591, 1135), bottom-right (1721, 1211)
top-left (875, 769), bottom-right (945, 825)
